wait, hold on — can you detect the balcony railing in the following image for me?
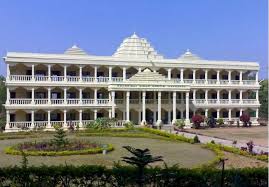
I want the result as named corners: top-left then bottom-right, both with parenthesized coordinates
top-left (242, 99), bottom-right (258, 104)
top-left (231, 99), bottom-right (240, 104)
top-left (35, 99), bottom-right (48, 105)
top-left (97, 99), bottom-right (110, 105)
top-left (67, 76), bottom-right (80, 82)
top-left (10, 75), bottom-right (32, 81)
top-left (9, 98), bottom-right (32, 105)
top-left (243, 80), bottom-right (256, 85)
top-left (35, 76), bottom-right (49, 81)
top-left (220, 80), bottom-right (229, 85)
top-left (51, 99), bottom-right (64, 104)
top-left (207, 79), bottom-right (217, 84)
top-left (219, 99), bottom-right (229, 104)
top-left (51, 76), bottom-right (64, 81)
top-left (82, 99), bottom-right (94, 105)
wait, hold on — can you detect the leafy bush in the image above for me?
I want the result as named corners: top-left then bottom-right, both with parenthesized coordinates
top-left (51, 125), bottom-right (68, 149)
top-left (173, 119), bottom-right (185, 129)
top-left (87, 118), bottom-right (117, 130)
top-left (193, 135), bottom-right (200, 143)
top-left (240, 112), bottom-right (250, 127)
top-left (191, 114), bottom-right (204, 129)
top-left (0, 165), bottom-right (266, 186)
top-left (216, 118), bottom-right (224, 126)
top-left (206, 116), bottom-right (216, 128)
top-left (124, 121), bottom-right (135, 129)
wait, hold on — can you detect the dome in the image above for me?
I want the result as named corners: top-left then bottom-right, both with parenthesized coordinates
top-left (64, 45), bottom-right (88, 55)
top-left (178, 49), bottom-right (201, 60)
top-left (113, 33), bottom-right (163, 59)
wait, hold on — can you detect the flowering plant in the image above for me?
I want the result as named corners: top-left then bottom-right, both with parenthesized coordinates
top-left (191, 114), bottom-right (204, 129)
top-left (240, 112), bottom-right (250, 127)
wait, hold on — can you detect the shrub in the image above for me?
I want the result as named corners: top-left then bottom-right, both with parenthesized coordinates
top-left (240, 112), bottom-right (250, 127)
top-left (191, 115), bottom-right (204, 129)
top-left (216, 118), bottom-right (224, 126)
top-left (124, 121), bottom-right (135, 129)
top-left (193, 135), bottom-right (200, 143)
top-left (87, 118), bottom-right (117, 130)
top-left (207, 116), bottom-right (216, 128)
top-left (246, 140), bottom-right (254, 154)
top-left (173, 119), bottom-right (185, 129)
top-left (51, 126), bottom-right (68, 149)
top-left (210, 140), bottom-right (215, 144)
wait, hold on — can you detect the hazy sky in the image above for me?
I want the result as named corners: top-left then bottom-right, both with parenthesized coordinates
top-left (0, 0), bottom-right (267, 78)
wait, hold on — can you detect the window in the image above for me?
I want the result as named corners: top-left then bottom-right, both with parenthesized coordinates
top-left (97, 72), bottom-right (104, 77)
top-left (51, 92), bottom-right (60, 99)
top-left (35, 92), bottom-right (46, 99)
top-left (26, 70), bottom-right (32, 75)
top-left (52, 71), bottom-right (61, 76)
top-left (236, 111), bottom-right (240, 117)
top-left (10, 114), bottom-right (15, 122)
top-left (236, 93), bottom-right (239, 99)
top-left (188, 74), bottom-right (193, 79)
top-left (235, 75), bottom-right (239, 80)
top-left (211, 74), bottom-right (217, 79)
top-left (82, 72), bottom-right (91, 76)
top-left (67, 92), bottom-right (76, 99)
top-left (200, 74), bottom-right (205, 79)
top-left (26, 114), bottom-right (31, 121)
top-left (222, 75), bottom-right (228, 80)
top-left (35, 113), bottom-right (46, 121)
top-left (211, 93), bottom-right (217, 99)
top-left (51, 113), bottom-right (61, 121)
top-left (223, 111), bottom-right (228, 118)
top-left (211, 112), bottom-right (217, 118)
top-left (112, 72), bottom-right (118, 77)
top-left (35, 70), bottom-right (46, 76)
top-left (222, 93), bottom-right (228, 99)
top-left (10, 92), bottom-right (16, 98)
top-left (177, 74), bottom-right (181, 79)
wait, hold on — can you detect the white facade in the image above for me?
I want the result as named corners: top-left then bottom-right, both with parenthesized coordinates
top-left (3, 33), bottom-right (260, 132)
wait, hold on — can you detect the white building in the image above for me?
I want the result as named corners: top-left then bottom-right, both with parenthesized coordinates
top-left (3, 33), bottom-right (260, 132)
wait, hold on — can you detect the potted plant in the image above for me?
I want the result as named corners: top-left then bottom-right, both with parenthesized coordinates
top-left (191, 114), bottom-right (204, 129)
top-left (240, 112), bottom-right (250, 127)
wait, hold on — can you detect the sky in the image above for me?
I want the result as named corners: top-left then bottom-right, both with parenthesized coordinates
top-left (0, 0), bottom-right (267, 78)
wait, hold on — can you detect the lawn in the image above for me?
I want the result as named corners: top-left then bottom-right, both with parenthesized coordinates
top-left (185, 126), bottom-right (268, 147)
top-left (0, 133), bottom-right (215, 168)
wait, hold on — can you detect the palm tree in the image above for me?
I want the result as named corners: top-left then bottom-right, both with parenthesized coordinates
top-left (122, 146), bottom-right (163, 186)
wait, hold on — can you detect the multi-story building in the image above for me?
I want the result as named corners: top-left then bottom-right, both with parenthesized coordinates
top-left (3, 33), bottom-right (260, 132)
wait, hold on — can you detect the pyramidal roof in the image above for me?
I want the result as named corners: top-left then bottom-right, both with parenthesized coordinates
top-left (64, 45), bottom-right (88, 55)
top-left (113, 33), bottom-right (163, 59)
top-left (178, 49), bottom-right (201, 60)
top-left (128, 68), bottom-right (167, 82)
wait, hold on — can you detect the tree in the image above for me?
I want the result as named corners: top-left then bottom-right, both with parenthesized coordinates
top-left (52, 125), bottom-right (69, 149)
top-left (122, 146), bottom-right (163, 187)
top-left (0, 76), bottom-right (6, 130)
top-left (191, 114), bottom-right (204, 129)
top-left (259, 80), bottom-right (268, 119)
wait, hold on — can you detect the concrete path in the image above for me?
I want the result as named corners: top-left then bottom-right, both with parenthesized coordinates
top-left (168, 130), bottom-right (268, 154)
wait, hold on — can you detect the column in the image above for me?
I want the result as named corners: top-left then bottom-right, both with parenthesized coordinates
top-left (217, 90), bottom-right (220, 104)
top-left (6, 110), bottom-right (10, 129)
top-left (6, 87), bottom-right (10, 104)
top-left (217, 109), bottom-right (220, 119)
top-left (256, 108), bottom-right (259, 119)
top-left (228, 109), bottom-right (232, 121)
top-left (205, 89), bottom-right (208, 104)
top-left (228, 90), bottom-right (231, 104)
top-left (157, 91), bottom-right (162, 125)
top-left (217, 70), bottom-right (220, 84)
top-left (109, 66), bottom-right (112, 81)
top-left (138, 67), bottom-right (142, 72)
top-left (63, 110), bottom-right (67, 127)
top-left (255, 71), bottom-right (259, 84)
top-left (79, 66), bottom-right (83, 81)
top-left (180, 69), bottom-right (184, 83)
top-left (79, 88), bottom-right (82, 104)
top-left (168, 110), bottom-right (171, 124)
top-left (109, 109), bottom-right (112, 118)
top-left (239, 90), bottom-right (243, 104)
top-left (48, 64), bottom-right (51, 81)
top-left (240, 109), bottom-right (243, 116)
top-left (94, 66), bottom-right (98, 81)
top-left (205, 69), bottom-right (208, 84)
top-left (185, 92), bottom-right (190, 127)
top-left (94, 88), bottom-right (98, 104)
top-left (256, 90), bottom-right (259, 102)
top-left (153, 109), bottom-right (156, 124)
top-left (79, 109), bottom-right (83, 127)
top-left (239, 71), bottom-right (243, 84)
top-left (193, 69), bottom-right (196, 83)
top-left (48, 87), bottom-right (51, 104)
top-left (6, 64), bottom-right (10, 81)
top-left (111, 91), bottom-right (115, 118)
top-left (31, 110), bottom-right (35, 128)
top-left (64, 65), bottom-right (67, 81)
top-left (123, 67), bottom-right (126, 80)
top-left (193, 89), bottom-right (196, 103)
top-left (47, 110), bottom-right (51, 128)
top-left (228, 70), bottom-right (231, 84)
top-left (172, 92), bottom-right (176, 123)
top-left (31, 88), bottom-right (35, 104)
top-left (94, 109), bottom-right (97, 120)
top-left (138, 109), bottom-right (141, 122)
top-left (205, 109), bottom-right (208, 118)
top-left (141, 91), bottom-right (146, 125)
top-left (31, 64), bottom-right (35, 81)
top-left (167, 68), bottom-right (171, 80)
top-left (64, 88), bottom-right (67, 104)
top-left (126, 91), bottom-right (130, 121)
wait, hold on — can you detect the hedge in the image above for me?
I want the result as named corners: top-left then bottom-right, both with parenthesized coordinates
top-left (4, 144), bottom-right (114, 156)
top-left (0, 165), bottom-right (267, 187)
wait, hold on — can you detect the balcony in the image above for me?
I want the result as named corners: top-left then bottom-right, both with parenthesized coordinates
top-left (193, 99), bottom-right (259, 105)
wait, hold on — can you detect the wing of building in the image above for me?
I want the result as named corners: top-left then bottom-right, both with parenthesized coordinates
top-left (3, 33), bottom-right (260, 132)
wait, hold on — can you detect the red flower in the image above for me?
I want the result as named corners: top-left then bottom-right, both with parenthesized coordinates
top-left (192, 114), bottom-right (204, 125)
top-left (240, 113), bottom-right (250, 123)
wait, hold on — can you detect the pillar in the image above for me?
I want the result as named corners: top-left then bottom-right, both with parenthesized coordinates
top-left (217, 109), bottom-right (220, 119)
top-left (205, 69), bottom-right (208, 84)
top-left (141, 91), bottom-right (146, 125)
top-left (94, 66), bottom-right (98, 81)
top-left (64, 65), bottom-right (67, 81)
top-left (172, 92), bottom-right (176, 123)
top-left (217, 90), bottom-right (220, 103)
top-left (48, 64), bottom-right (51, 81)
top-left (6, 110), bottom-right (10, 129)
top-left (109, 109), bottom-right (112, 118)
top-left (31, 88), bottom-right (35, 104)
top-left (167, 68), bottom-right (171, 80)
top-left (180, 69), bottom-right (184, 83)
top-left (6, 64), bottom-right (10, 81)
top-left (205, 109), bottom-right (208, 118)
top-left (111, 91), bottom-right (115, 118)
top-left (193, 89), bottom-right (196, 103)
top-left (228, 90), bottom-right (231, 104)
top-left (126, 91), bottom-right (130, 121)
top-left (256, 108), bottom-right (259, 119)
top-left (138, 67), bottom-right (142, 72)
top-left (109, 66), bottom-right (112, 81)
top-left (31, 110), bottom-right (35, 128)
top-left (63, 110), bottom-right (67, 127)
top-left (205, 89), bottom-right (208, 104)
top-left (47, 110), bottom-right (51, 128)
top-left (157, 91), bottom-right (162, 125)
top-left (94, 88), bottom-right (97, 104)
top-left (94, 109), bottom-right (97, 120)
top-left (240, 109), bottom-right (243, 116)
top-left (31, 64), bottom-right (35, 81)
top-left (217, 70), bottom-right (220, 84)
top-left (240, 90), bottom-right (243, 104)
top-left (255, 71), bottom-right (258, 83)
top-left (79, 66), bottom-right (83, 81)
top-left (123, 67), bottom-right (126, 80)
top-left (64, 88), bottom-right (67, 104)
top-left (168, 110), bottom-right (171, 124)
top-left (228, 70), bottom-right (231, 84)
top-left (6, 87), bottom-right (10, 105)
top-left (153, 109), bottom-right (156, 124)
top-left (79, 109), bottom-right (83, 127)
top-left (193, 69), bottom-right (196, 83)
top-left (185, 92), bottom-right (190, 127)
top-left (48, 87), bottom-right (51, 104)
top-left (239, 71), bottom-right (243, 84)
top-left (228, 109), bottom-right (232, 121)
top-left (256, 90), bottom-right (259, 102)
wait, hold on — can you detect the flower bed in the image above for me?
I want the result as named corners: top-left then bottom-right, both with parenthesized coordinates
top-left (5, 140), bottom-right (114, 156)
